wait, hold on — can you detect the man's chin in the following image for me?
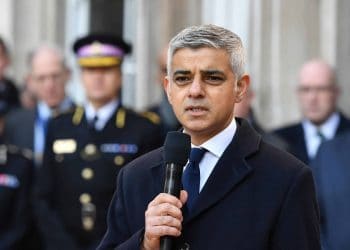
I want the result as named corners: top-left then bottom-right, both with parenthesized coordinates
top-left (308, 115), bottom-right (327, 126)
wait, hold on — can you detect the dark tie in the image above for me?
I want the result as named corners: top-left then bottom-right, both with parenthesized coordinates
top-left (182, 147), bottom-right (206, 210)
top-left (316, 129), bottom-right (326, 143)
top-left (88, 115), bottom-right (98, 131)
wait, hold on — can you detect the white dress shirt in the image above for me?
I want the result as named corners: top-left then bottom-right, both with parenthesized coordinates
top-left (84, 99), bottom-right (119, 131)
top-left (302, 112), bottom-right (340, 159)
top-left (34, 98), bottom-right (73, 164)
top-left (185, 117), bottom-right (237, 192)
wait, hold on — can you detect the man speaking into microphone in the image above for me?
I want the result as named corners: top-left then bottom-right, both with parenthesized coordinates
top-left (98, 24), bottom-right (320, 250)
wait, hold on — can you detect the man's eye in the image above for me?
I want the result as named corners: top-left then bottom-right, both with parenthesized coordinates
top-left (174, 76), bottom-right (192, 85)
top-left (205, 75), bottom-right (224, 84)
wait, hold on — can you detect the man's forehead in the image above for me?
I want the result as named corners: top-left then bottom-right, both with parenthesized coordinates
top-left (299, 72), bottom-right (333, 86)
top-left (171, 48), bottom-right (231, 72)
top-left (298, 62), bottom-right (334, 85)
top-left (173, 69), bottom-right (225, 75)
top-left (172, 46), bottom-right (227, 56)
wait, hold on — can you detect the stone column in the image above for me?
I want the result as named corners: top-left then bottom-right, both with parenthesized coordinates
top-left (123, 0), bottom-right (201, 111)
top-left (0, 0), bottom-right (14, 76)
top-left (249, 0), bottom-right (321, 129)
top-left (335, 0), bottom-right (350, 116)
top-left (11, 0), bottom-right (67, 85)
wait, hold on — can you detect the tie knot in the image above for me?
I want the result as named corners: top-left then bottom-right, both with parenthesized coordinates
top-left (88, 115), bottom-right (99, 129)
top-left (189, 147), bottom-right (206, 164)
top-left (316, 129), bottom-right (326, 141)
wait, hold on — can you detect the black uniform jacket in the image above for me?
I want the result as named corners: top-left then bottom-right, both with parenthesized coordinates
top-left (34, 106), bottom-right (163, 250)
top-left (0, 145), bottom-right (33, 250)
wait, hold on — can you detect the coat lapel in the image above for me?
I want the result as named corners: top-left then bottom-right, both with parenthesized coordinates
top-left (184, 119), bottom-right (261, 223)
top-left (150, 148), bottom-right (166, 195)
top-left (295, 124), bottom-right (309, 164)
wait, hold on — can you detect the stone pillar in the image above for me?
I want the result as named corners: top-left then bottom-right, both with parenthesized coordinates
top-left (249, 0), bottom-right (321, 129)
top-left (123, 0), bottom-right (201, 111)
top-left (335, 0), bottom-right (350, 116)
top-left (0, 0), bottom-right (14, 76)
top-left (64, 0), bottom-right (90, 104)
top-left (11, 0), bottom-right (67, 85)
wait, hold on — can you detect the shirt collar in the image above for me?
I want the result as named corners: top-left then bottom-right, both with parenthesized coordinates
top-left (84, 99), bottom-right (119, 123)
top-left (37, 98), bottom-right (73, 120)
top-left (37, 101), bottom-right (52, 120)
top-left (302, 112), bottom-right (340, 139)
top-left (193, 117), bottom-right (237, 158)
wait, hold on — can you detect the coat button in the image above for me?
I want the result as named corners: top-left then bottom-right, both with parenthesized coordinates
top-left (79, 193), bottom-right (91, 204)
top-left (81, 168), bottom-right (94, 180)
top-left (114, 155), bottom-right (124, 166)
top-left (84, 144), bottom-right (97, 156)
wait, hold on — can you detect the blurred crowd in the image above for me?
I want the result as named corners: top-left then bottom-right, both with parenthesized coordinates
top-left (0, 31), bottom-right (349, 250)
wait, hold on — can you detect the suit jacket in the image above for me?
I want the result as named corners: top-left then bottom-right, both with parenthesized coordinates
top-left (0, 145), bottom-right (33, 250)
top-left (0, 77), bottom-right (20, 113)
top-left (312, 132), bottom-right (350, 250)
top-left (4, 108), bottom-right (36, 150)
top-left (273, 113), bottom-right (350, 164)
top-left (34, 106), bottom-right (163, 250)
top-left (98, 118), bottom-right (321, 250)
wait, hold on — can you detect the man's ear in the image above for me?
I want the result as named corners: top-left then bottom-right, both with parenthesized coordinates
top-left (235, 74), bottom-right (250, 103)
top-left (163, 76), bottom-right (172, 105)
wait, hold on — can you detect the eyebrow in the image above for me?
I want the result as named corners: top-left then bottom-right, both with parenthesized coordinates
top-left (173, 70), bottom-right (191, 75)
top-left (201, 70), bottom-right (224, 75)
top-left (173, 69), bottom-right (224, 75)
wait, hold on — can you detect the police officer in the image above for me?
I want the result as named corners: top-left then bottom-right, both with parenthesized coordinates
top-left (34, 34), bottom-right (163, 250)
top-left (0, 143), bottom-right (33, 250)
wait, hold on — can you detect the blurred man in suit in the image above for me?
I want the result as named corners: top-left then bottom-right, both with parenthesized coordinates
top-left (146, 46), bottom-right (180, 138)
top-left (234, 86), bottom-right (290, 151)
top-left (4, 44), bottom-right (73, 165)
top-left (98, 24), bottom-right (320, 250)
top-left (34, 34), bottom-right (163, 250)
top-left (312, 131), bottom-right (350, 250)
top-left (273, 59), bottom-right (350, 164)
top-left (3, 44), bottom-right (73, 250)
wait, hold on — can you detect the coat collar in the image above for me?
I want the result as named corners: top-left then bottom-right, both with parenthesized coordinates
top-left (150, 118), bottom-right (262, 222)
top-left (184, 118), bottom-right (261, 222)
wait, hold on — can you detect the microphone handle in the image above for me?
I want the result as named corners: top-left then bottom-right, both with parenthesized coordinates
top-left (160, 237), bottom-right (173, 250)
top-left (160, 163), bottom-right (183, 250)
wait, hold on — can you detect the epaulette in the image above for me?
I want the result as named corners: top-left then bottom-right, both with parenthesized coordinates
top-left (115, 108), bottom-right (126, 128)
top-left (72, 106), bottom-right (84, 125)
top-left (140, 111), bottom-right (161, 125)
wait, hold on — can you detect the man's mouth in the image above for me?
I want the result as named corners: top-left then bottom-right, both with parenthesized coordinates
top-left (185, 106), bottom-right (208, 115)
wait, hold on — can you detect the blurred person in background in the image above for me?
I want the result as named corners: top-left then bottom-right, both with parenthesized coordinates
top-left (311, 131), bottom-right (350, 250)
top-left (0, 103), bottom-right (34, 250)
top-left (34, 34), bottom-right (163, 250)
top-left (234, 86), bottom-right (290, 151)
top-left (145, 45), bottom-right (180, 138)
top-left (273, 59), bottom-right (350, 164)
top-left (4, 44), bottom-right (73, 166)
top-left (0, 37), bottom-right (20, 115)
top-left (19, 75), bottom-right (37, 109)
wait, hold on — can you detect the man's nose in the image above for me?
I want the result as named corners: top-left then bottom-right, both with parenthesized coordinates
top-left (188, 77), bottom-right (204, 97)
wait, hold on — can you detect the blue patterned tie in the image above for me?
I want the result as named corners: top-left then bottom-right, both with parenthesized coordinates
top-left (182, 147), bottom-right (206, 210)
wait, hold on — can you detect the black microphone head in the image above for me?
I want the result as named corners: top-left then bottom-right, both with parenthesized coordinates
top-left (164, 131), bottom-right (191, 165)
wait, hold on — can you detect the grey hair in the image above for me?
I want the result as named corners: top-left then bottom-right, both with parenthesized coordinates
top-left (27, 43), bottom-right (68, 71)
top-left (167, 24), bottom-right (246, 78)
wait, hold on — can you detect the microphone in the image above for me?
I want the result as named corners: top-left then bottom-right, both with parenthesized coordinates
top-left (160, 131), bottom-right (191, 250)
